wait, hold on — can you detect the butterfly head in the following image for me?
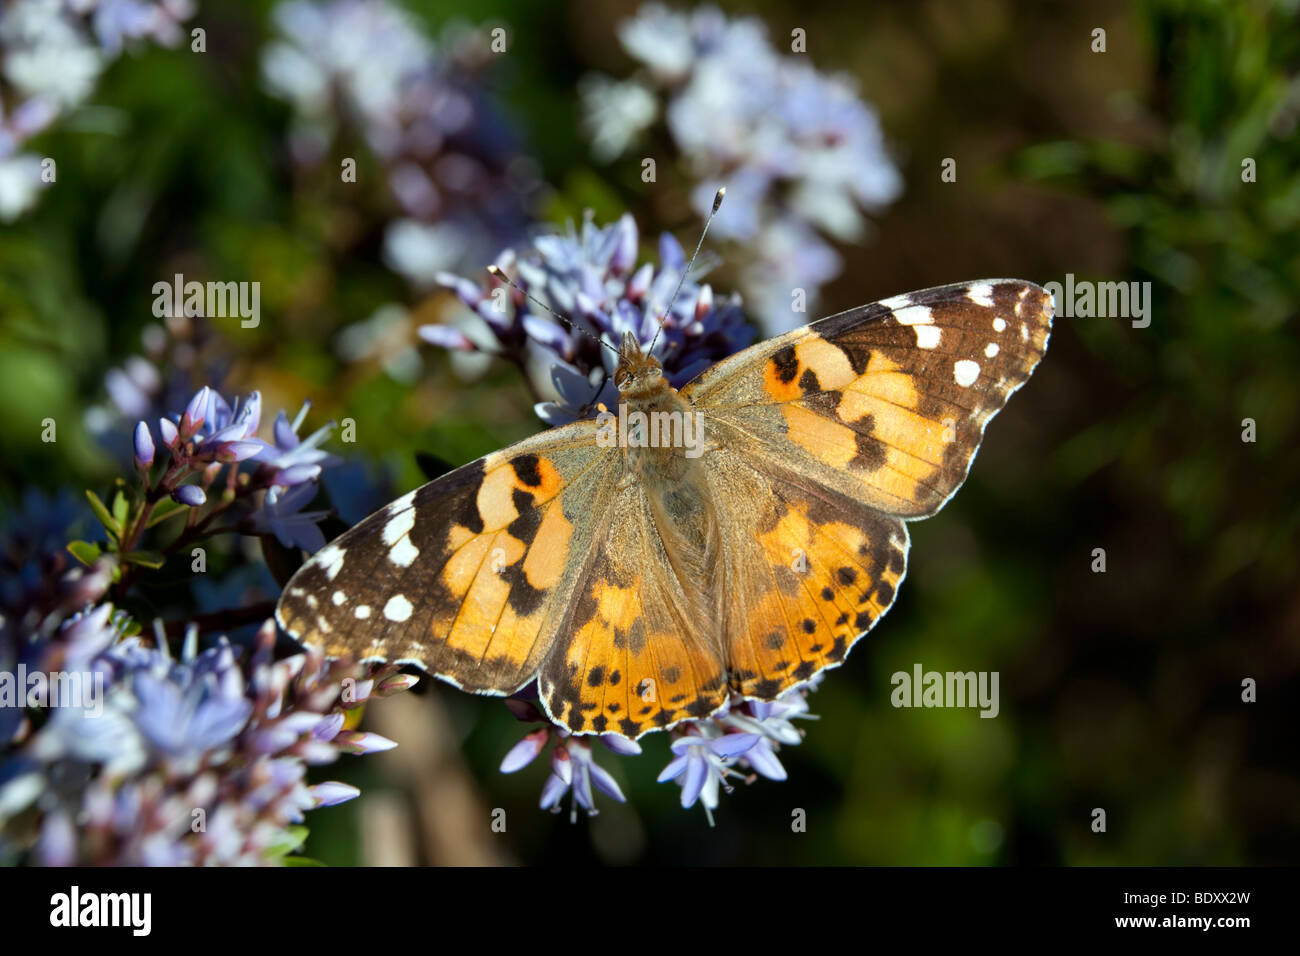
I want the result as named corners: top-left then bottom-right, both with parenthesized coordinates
top-left (612, 330), bottom-right (667, 399)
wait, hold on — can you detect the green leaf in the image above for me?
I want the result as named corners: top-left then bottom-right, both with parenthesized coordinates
top-left (146, 497), bottom-right (187, 528)
top-left (282, 856), bottom-right (327, 867)
top-left (111, 490), bottom-right (130, 530)
top-left (66, 540), bottom-right (102, 565)
top-left (265, 825), bottom-right (310, 859)
top-left (85, 489), bottom-right (122, 540)
top-left (122, 550), bottom-right (165, 569)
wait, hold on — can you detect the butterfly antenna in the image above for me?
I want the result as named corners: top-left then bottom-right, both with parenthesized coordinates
top-left (648, 187), bottom-right (726, 355)
top-left (486, 264), bottom-right (622, 362)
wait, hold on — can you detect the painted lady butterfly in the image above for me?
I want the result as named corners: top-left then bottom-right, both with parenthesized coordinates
top-left (276, 279), bottom-right (1053, 738)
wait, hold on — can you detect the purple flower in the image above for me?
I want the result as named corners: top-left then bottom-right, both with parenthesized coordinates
top-left (134, 383), bottom-right (342, 553)
top-left (495, 680), bottom-right (820, 822)
top-left (250, 483), bottom-right (329, 553)
top-left (91, 0), bottom-right (194, 56)
top-left (128, 665), bottom-right (253, 763)
top-left (252, 402), bottom-right (340, 485)
top-left (424, 212), bottom-right (755, 424)
top-left (333, 730), bottom-right (398, 755)
top-left (55, 602), bottom-right (120, 668)
top-left (655, 682), bottom-right (819, 821)
top-left (658, 731), bottom-right (761, 822)
top-left (158, 416), bottom-right (179, 446)
top-left (132, 420), bottom-right (155, 467)
top-left (538, 738), bottom-right (628, 820)
top-left (0, 615), bottom-right (414, 865)
top-left (500, 728), bottom-right (549, 774)
top-left (0, 0), bottom-right (197, 221)
top-left (261, 0), bottom-right (536, 285)
top-left (309, 781), bottom-right (360, 808)
top-left (172, 484), bottom-right (206, 507)
top-left (581, 3), bottom-right (902, 332)
top-left (499, 721), bottom-right (639, 820)
top-left (106, 358), bottom-right (162, 420)
top-left (181, 388), bottom-right (268, 463)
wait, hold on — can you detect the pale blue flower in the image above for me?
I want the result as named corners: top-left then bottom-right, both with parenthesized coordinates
top-left (251, 483), bottom-right (329, 553)
top-left (425, 212), bottom-right (754, 424)
top-left (581, 3), bottom-right (903, 333)
top-left (262, 0), bottom-right (536, 284)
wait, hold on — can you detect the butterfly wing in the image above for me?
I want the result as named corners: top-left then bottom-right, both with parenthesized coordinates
top-left (275, 419), bottom-right (729, 737)
top-left (684, 279), bottom-right (1054, 518)
top-left (684, 279), bottom-right (1054, 697)
top-left (278, 279), bottom-right (1053, 722)
top-left (703, 448), bottom-right (910, 697)
top-left (536, 477), bottom-right (729, 738)
top-left (276, 422), bottom-right (620, 697)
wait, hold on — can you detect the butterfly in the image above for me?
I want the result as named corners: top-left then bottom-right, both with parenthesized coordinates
top-left (276, 279), bottom-right (1054, 738)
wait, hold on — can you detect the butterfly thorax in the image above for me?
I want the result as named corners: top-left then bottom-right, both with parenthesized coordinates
top-left (605, 333), bottom-right (720, 637)
top-left (609, 332), bottom-right (709, 480)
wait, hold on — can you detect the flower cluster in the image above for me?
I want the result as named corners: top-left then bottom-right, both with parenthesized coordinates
top-left (261, 0), bottom-right (538, 286)
top-left (580, 3), bottom-right (903, 332)
top-left (77, 314), bottom-right (344, 639)
top-left (90, 312), bottom-right (226, 449)
top-left (0, 490), bottom-right (108, 648)
top-left (0, 307), bottom-right (405, 865)
top-left (499, 680), bottom-right (819, 825)
top-left (498, 700), bottom-right (640, 822)
top-left (0, 611), bottom-right (413, 865)
top-left (75, 379), bottom-right (341, 602)
top-left (423, 211), bottom-right (755, 424)
top-left (0, 0), bottom-right (197, 220)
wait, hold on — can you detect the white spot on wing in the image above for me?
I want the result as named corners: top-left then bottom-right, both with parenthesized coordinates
top-left (389, 538), bottom-right (420, 568)
top-left (383, 595), bottom-right (413, 622)
top-left (382, 507), bottom-right (416, 547)
top-left (879, 294), bottom-right (913, 310)
top-left (355, 605), bottom-right (371, 620)
top-left (332, 590), bottom-right (346, 606)
top-left (954, 359), bottom-right (980, 387)
top-left (892, 304), bottom-right (933, 326)
top-left (985, 342), bottom-right (999, 358)
top-left (1020, 323), bottom-right (1030, 342)
top-left (389, 488), bottom-right (419, 512)
top-left (967, 283), bottom-right (996, 307)
top-left (317, 544), bottom-right (345, 582)
top-left (915, 326), bottom-right (942, 349)
top-left (993, 317), bottom-right (1007, 333)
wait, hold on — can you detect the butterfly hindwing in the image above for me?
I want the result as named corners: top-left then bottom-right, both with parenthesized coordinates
top-left (538, 480), bottom-right (729, 737)
top-left (704, 449), bottom-right (910, 698)
top-left (685, 279), bottom-right (1054, 518)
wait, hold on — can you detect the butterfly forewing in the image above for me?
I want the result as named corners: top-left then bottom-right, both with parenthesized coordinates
top-left (685, 279), bottom-right (1054, 518)
top-left (276, 421), bottom-right (619, 694)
